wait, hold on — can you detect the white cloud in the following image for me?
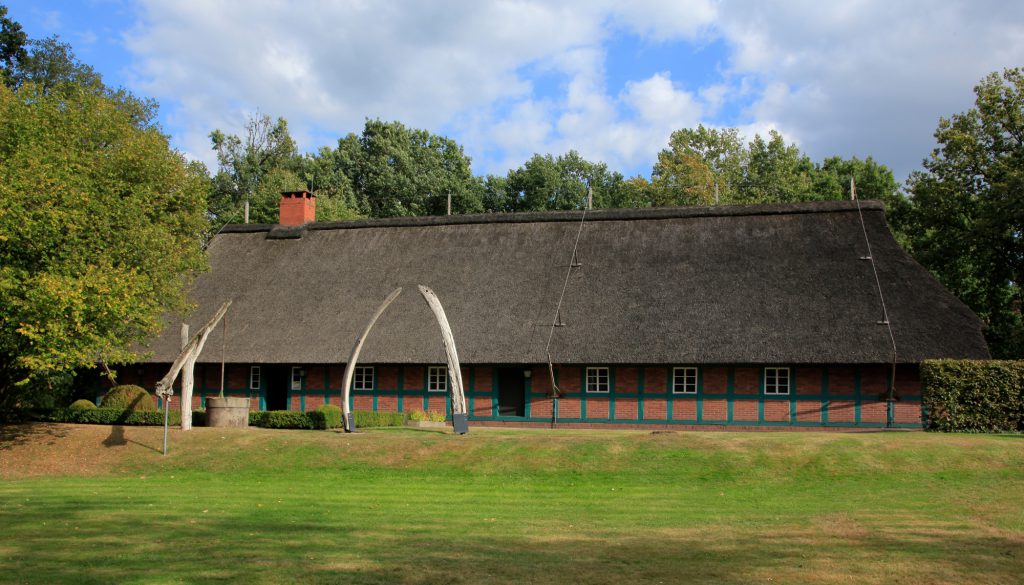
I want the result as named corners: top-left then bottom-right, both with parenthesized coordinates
top-left (120, 0), bottom-right (1024, 181)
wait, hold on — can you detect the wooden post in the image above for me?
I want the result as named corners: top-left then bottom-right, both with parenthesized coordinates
top-left (179, 324), bottom-right (191, 430)
top-left (155, 300), bottom-right (232, 431)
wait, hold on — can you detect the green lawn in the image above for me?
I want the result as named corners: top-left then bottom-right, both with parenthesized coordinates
top-left (1, 424), bottom-right (1022, 584)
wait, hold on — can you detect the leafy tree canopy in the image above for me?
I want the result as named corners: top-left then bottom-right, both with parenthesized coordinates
top-left (907, 68), bottom-right (1024, 357)
top-left (0, 82), bottom-right (208, 408)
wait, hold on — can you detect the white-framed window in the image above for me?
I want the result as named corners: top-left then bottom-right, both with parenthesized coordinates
top-left (249, 366), bottom-right (261, 390)
top-left (764, 367), bottom-right (790, 395)
top-left (291, 366), bottom-right (303, 391)
top-left (353, 366), bottom-right (374, 391)
top-left (428, 366), bottom-right (447, 392)
top-left (586, 367), bottom-right (610, 393)
top-left (672, 367), bottom-right (698, 394)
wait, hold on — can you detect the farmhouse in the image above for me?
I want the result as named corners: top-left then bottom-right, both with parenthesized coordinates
top-left (117, 192), bottom-right (989, 429)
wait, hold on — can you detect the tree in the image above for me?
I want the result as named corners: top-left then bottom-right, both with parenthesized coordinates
top-left (324, 119), bottom-right (482, 217)
top-left (209, 113), bottom-right (298, 225)
top-left (651, 125), bottom-right (745, 205)
top-left (1, 6), bottom-right (156, 128)
top-left (0, 82), bottom-right (209, 409)
top-left (0, 5), bottom-right (27, 87)
top-left (907, 68), bottom-right (1024, 358)
top-left (499, 151), bottom-right (625, 212)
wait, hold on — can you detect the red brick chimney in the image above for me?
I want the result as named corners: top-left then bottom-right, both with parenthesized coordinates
top-left (279, 191), bottom-right (316, 226)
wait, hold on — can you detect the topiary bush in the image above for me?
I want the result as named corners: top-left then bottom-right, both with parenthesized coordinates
top-left (69, 399), bottom-right (97, 411)
top-left (921, 359), bottom-right (1024, 432)
top-left (101, 385), bottom-right (156, 412)
top-left (314, 404), bottom-right (343, 429)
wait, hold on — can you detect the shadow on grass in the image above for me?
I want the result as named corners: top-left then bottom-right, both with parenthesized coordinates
top-left (0, 422), bottom-right (70, 451)
top-left (1, 496), bottom-right (1021, 585)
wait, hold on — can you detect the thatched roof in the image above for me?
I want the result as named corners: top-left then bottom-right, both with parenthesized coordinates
top-left (143, 200), bottom-right (989, 365)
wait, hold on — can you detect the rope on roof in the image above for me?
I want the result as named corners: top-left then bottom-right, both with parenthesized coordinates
top-left (544, 194), bottom-right (590, 398)
top-left (852, 177), bottom-right (899, 427)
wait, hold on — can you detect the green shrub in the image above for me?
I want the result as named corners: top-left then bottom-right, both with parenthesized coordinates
top-left (427, 410), bottom-right (446, 422)
top-left (249, 410), bottom-right (315, 429)
top-left (921, 360), bottom-right (1024, 432)
top-left (314, 404), bottom-right (343, 429)
top-left (31, 407), bottom-right (180, 426)
top-left (101, 385), bottom-right (156, 412)
top-left (408, 409), bottom-right (426, 421)
top-left (353, 410), bottom-right (408, 428)
top-left (69, 399), bottom-right (97, 411)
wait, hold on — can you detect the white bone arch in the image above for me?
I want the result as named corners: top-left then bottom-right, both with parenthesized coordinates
top-left (340, 286), bottom-right (468, 432)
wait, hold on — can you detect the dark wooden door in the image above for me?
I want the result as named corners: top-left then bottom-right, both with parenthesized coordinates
top-left (497, 367), bottom-right (526, 417)
top-left (264, 365), bottom-right (289, 411)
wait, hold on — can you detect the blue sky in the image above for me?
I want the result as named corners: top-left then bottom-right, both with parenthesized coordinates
top-left (6, 1), bottom-right (1024, 183)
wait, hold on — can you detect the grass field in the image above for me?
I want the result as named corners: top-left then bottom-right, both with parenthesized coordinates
top-left (1, 423), bottom-right (1022, 584)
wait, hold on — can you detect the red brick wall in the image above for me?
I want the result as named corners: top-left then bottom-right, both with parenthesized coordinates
top-left (305, 395), bottom-right (325, 411)
top-left (475, 367), bottom-right (494, 392)
top-left (328, 366), bottom-right (345, 390)
top-left (403, 395), bottom-right (425, 412)
top-left (353, 395), bottom-right (373, 411)
top-left (702, 399), bottom-right (728, 421)
top-left (829, 400), bottom-right (856, 422)
top-left (616, 368), bottom-right (639, 393)
top-left (427, 396), bottom-right (446, 414)
top-left (645, 368), bottom-right (667, 394)
top-left (734, 368), bottom-right (759, 395)
top-left (796, 401), bottom-right (823, 423)
top-left (473, 396), bottom-right (493, 417)
top-left (895, 402), bottom-right (922, 424)
top-left (378, 367), bottom-right (399, 391)
top-left (896, 365), bottom-right (921, 398)
top-left (531, 367), bottom-right (552, 395)
top-left (378, 395), bottom-right (398, 413)
top-left (531, 397), bottom-right (552, 419)
top-left (615, 398), bottom-right (638, 420)
top-left (733, 400), bottom-right (758, 421)
top-left (797, 368), bottom-right (823, 394)
top-left (673, 399), bottom-right (697, 420)
top-left (829, 367), bottom-right (855, 394)
top-left (587, 397), bottom-right (610, 419)
top-left (558, 398), bottom-right (581, 418)
top-left (404, 367), bottom-right (424, 390)
top-left (703, 367), bottom-right (728, 394)
top-left (861, 366), bottom-right (888, 400)
top-left (860, 400), bottom-right (887, 424)
top-left (560, 367), bottom-right (581, 393)
top-left (763, 401), bottom-right (790, 423)
top-left (290, 395), bottom-right (302, 411)
top-left (644, 398), bottom-right (667, 420)
top-left (306, 367), bottom-right (326, 392)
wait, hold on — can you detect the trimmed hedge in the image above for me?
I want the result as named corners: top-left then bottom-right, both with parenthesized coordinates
top-left (249, 410), bottom-right (315, 429)
top-left (315, 404), bottom-right (343, 429)
top-left (354, 410), bottom-right (408, 428)
top-left (34, 407), bottom-right (181, 426)
top-left (247, 409), bottom-right (408, 429)
top-left (921, 360), bottom-right (1024, 432)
